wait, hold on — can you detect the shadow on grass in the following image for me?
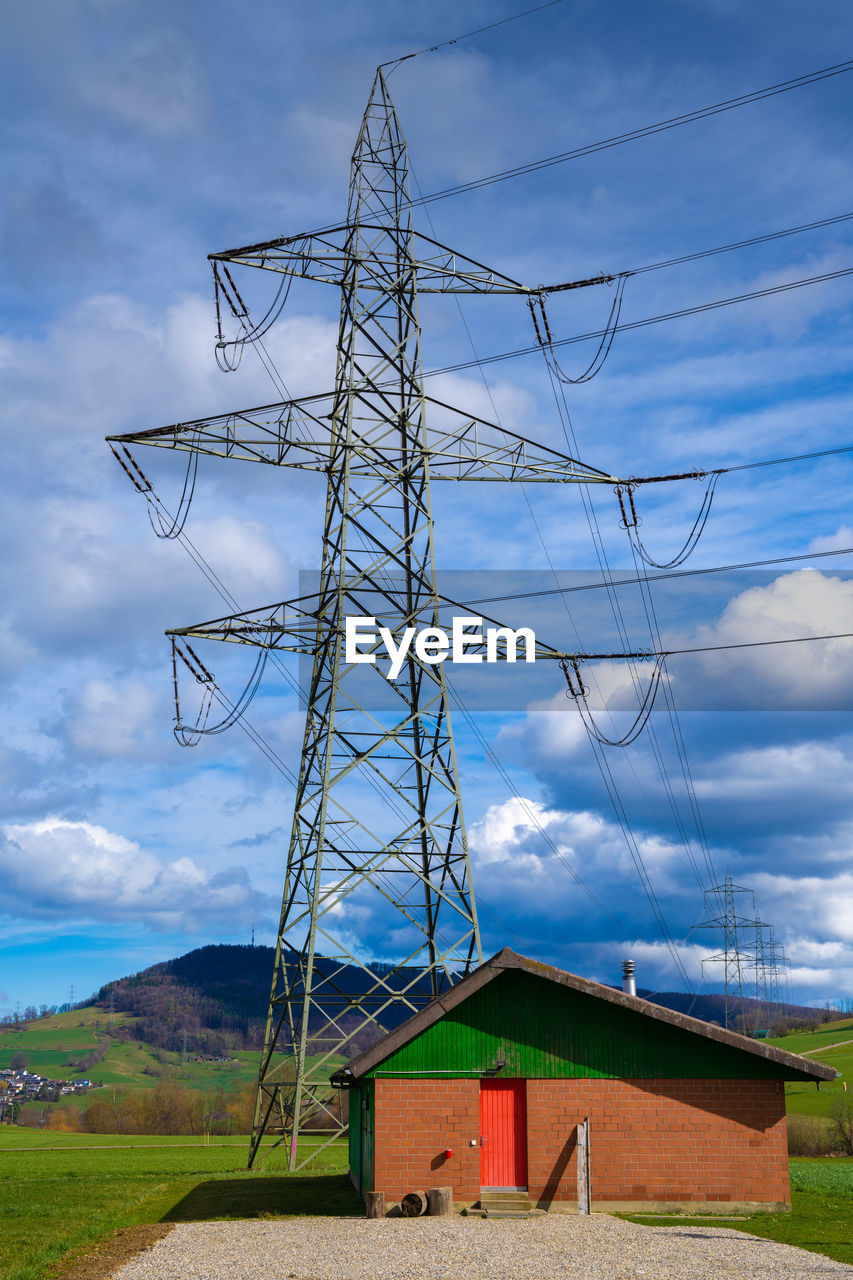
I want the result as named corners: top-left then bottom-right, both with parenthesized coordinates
top-left (162, 1174), bottom-right (362, 1222)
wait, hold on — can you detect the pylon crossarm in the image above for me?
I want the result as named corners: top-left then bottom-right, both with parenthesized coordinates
top-left (109, 389), bottom-right (621, 485)
top-left (421, 395), bottom-right (620, 483)
top-left (167, 595), bottom-right (320, 651)
top-left (107, 395), bottom-right (335, 470)
top-left (168, 589), bottom-right (594, 664)
top-left (210, 224), bottom-right (533, 295)
top-left (213, 221), bottom-right (620, 299)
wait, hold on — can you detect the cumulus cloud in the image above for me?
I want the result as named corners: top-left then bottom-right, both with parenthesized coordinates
top-left (469, 795), bottom-right (690, 916)
top-left (665, 570), bottom-right (853, 709)
top-left (0, 817), bottom-right (273, 932)
top-left (809, 525), bottom-right (853, 554)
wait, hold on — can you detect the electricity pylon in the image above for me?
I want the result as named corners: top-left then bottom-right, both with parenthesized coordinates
top-left (754, 920), bottom-right (786, 1016)
top-left (692, 871), bottom-right (765, 1030)
top-left (109, 68), bottom-right (621, 1169)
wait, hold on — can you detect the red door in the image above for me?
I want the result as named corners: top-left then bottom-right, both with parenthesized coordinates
top-left (480, 1079), bottom-right (527, 1189)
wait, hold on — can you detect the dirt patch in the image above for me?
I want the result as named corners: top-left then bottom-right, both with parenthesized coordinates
top-left (49, 1224), bottom-right (175, 1280)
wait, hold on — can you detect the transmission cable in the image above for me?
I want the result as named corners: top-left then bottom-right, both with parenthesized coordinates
top-left (413, 59), bottom-right (853, 206)
top-left (543, 341), bottom-right (721, 922)
top-left (625, 532), bottom-right (720, 897)
top-left (628, 209), bottom-right (853, 278)
top-left (110, 442), bottom-right (200, 541)
top-left (461, 539), bottom-right (853, 611)
top-left (528, 274), bottom-right (630, 383)
top-left (380, 0), bottom-right (565, 71)
top-left (214, 260), bottom-right (297, 372)
top-left (171, 638), bottom-right (270, 744)
top-left (414, 165), bottom-right (700, 984)
top-left (444, 670), bottom-right (636, 940)
top-left (420, 264), bottom-right (853, 381)
top-left (616, 472), bottom-right (723, 569)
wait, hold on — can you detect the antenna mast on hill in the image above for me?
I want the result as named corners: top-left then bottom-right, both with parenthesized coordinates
top-left (109, 68), bottom-right (624, 1169)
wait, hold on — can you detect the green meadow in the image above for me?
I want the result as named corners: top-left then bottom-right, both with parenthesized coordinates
top-left (767, 1017), bottom-right (853, 1118)
top-left (1, 1141), bottom-right (851, 1280)
top-left (0, 1133), bottom-right (356, 1280)
top-left (1, 1010), bottom-right (851, 1278)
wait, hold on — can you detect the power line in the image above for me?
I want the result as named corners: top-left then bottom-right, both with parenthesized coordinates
top-left (629, 210), bottom-right (853, 278)
top-left (415, 59), bottom-right (853, 206)
top-left (530, 305), bottom-right (703, 988)
top-left (462, 545), bottom-right (853, 610)
top-left (381, 0), bottom-right (564, 70)
top-left (663, 628), bottom-right (853, 660)
top-left (422, 264), bottom-right (853, 380)
top-left (566, 629), bottom-right (853, 664)
top-left (413, 159), bottom-right (694, 987)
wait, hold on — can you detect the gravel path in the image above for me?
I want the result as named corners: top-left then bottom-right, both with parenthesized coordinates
top-left (113, 1214), bottom-right (853, 1280)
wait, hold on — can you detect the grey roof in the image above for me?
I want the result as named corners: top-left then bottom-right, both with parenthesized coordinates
top-left (332, 947), bottom-right (836, 1085)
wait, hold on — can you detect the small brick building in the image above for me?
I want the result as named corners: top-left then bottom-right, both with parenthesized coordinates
top-left (332, 949), bottom-right (833, 1214)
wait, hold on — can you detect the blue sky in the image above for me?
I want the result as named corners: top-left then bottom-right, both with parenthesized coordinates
top-left (3, 0), bottom-right (853, 1011)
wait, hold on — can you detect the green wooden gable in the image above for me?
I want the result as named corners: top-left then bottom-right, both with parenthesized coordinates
top-left (359, 968), bottom-right (820, 1083)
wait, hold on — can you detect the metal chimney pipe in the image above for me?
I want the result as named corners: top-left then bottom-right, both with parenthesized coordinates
top-left (622, 959), bottom-right (636, 997)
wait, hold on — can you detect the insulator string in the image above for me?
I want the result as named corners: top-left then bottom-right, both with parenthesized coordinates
top-left (528, 273), bottom-right (630, 384)
top-left (110, 442), bottom-right (200, 540)
top-left (561, 653), bottom-right (669, 746)
top-left (171, 637), bottom-right (269, 745)
top-left (618, 471), bottom-right (722, 568)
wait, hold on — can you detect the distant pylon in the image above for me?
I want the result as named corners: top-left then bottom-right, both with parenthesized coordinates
top-left (692, 871), bottom-right (762, 1030)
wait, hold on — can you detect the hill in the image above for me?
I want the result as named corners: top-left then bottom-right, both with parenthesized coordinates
top-left (0, 943), bottom-right (831, 1071)
top-left (634, 987), bottom-right (829, 1032)
top-left (2, 947), bottom-right (842, 1125)
top-left (76, 943), bottom-right (835, 1059)
top-left (87, 944), bottom-right (438, 1058)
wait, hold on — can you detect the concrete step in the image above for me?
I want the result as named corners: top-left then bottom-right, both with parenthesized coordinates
top-left (484, 1209), bottom-right (546, 1219)
top-left (479, 1192), bottom-right (535, 1215)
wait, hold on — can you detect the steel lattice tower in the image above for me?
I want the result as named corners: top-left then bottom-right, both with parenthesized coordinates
top-left (692, 871), bottom-right (763, 1030)
top-left (109, 69), bottom-right (618, 1169)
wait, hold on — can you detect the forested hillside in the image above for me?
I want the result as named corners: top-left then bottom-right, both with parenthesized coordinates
top-left (86, 944), bottom-right (831, 1058)
top-left (89, 945), bottom-right (434, 1056)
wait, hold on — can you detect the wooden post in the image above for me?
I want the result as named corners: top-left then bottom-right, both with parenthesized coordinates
top-left (365, 1191), bottom-right (386, 1219)
top-left (428, 1186), bottom-right (453, 1216)
top-left (400, 1190), bottom-right (428, 1217)
top-left (577, 1117), bottom-right (591, 1215)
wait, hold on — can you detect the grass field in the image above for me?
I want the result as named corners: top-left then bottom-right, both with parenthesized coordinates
top-left (0, 1133), bottom-right (356, 1280)
top-left (766, 1017), bottom-right (853, 1118)
top-left (1, 1138), bottom-right (851, 1280)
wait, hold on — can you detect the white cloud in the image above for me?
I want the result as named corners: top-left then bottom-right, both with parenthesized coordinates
top-left (809, 525), bottom-right (853, 554)
top-left (666, 570), bottom-right (853, 709)
top-left (753, 870), bottom-right (853, 945)
top-left (469, 794), bottom-right (687, 902)
top-left (0, 817), bottom-right (272, 931)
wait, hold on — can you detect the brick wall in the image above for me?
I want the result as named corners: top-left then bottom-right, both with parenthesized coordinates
top-left (526, 1078), bottom-right (789, 1208)
top-left (373, 1078), bottom-right (481, 1202)
top-left (369, 1076), bottom-right (789, 1208)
